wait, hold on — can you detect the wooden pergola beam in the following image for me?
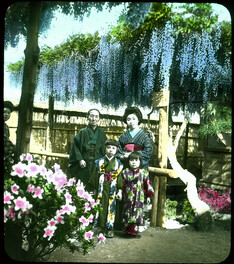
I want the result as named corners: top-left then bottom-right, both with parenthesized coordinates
top-left (149, 167), bottom-right (178, 178)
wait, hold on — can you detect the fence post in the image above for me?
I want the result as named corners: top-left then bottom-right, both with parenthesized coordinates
top-left (151, 90), bottom-right (169, 227)
top-left (151, 176), bottom-right (159, 226)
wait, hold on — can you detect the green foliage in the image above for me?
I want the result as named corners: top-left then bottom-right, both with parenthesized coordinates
top-left (166, 199), bottom-right (178, 219)
top-left (7, 32), bottom-right (101, 69)
top-left (108, 3), bottom-right (172, 43)
top-left (219, 21), bottom-right (232, 58)
top-left (7, 59), bottom-right (24, 72)
top-left (39, 32), bottom-right (101, 65)
top-left (200, 103), bottom-right (232, 138)
top-left (4, 2), bottom-right (29, 47)
top-left (182, 200), bottom-right (195, 223)
top-left (172, 3), bottom-right (218, 34)
top-left (124, 2), bottom-right (153, 29)
top-left (166, 199), bottom-right (195, 224)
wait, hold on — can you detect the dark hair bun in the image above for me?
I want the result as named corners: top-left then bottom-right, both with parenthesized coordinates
top-left (122, 106), bottom-right (143, 124)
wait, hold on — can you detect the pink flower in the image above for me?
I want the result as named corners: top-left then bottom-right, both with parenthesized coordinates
top-left (67, 178), bottom-right (75, 186)
top-left (77, 189), bottom-right (84, 197)
top-left (40, 164), bottom-right (47, 176)
top-left (65, 192), bottom-right (72, 204)
top-left (4, 191), bottom-right (14, 204)
top-left (84, 231), bottom-right (94, 241)
top-left (79, 216), bottom-right (89, 226)
top-left (53, 163), bottom-right (61, 173)
top-left (48, 219), bottom-right (57, 226)
top-left (11, 163), bottom-right (26, 177)
top-left (83, 192), bottom-right (91, 200)
top-left (56, 215), bottom-right (64, 224)
top-left (84, 202), bottom-right (91, 212)
top-left (60, 204), bottom-right (76, 215)
top-left (76, 180), bottom-right (85, 191)
top-left (14, 197), bottom-right (32, 211)
top-left (20, 153), bottom-right (33, 162)
top-left (90, 199), bottom-right (96, 208)
top-left (98, 233), bottom-right (106, 243)
top-left (33, 187), bottom-right (44, 199)
top-left (43, 226), bottom-right (57, 240)
top-left (87, 214), bottom-right (94, 222)
top-left (9, 207), bottom-right (15, 219)
top-left (54, 174), bottom-right (67, 190)
top-left (27, 163), bottom-right (39, 177)
top-left (4, 207), bottom-right (16, 222)
top-left (11, 184), bottom-right (19, 195)
top-left (27, 184), bottom-right (35, 193)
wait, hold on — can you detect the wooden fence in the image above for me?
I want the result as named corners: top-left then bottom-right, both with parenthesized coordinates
top-left (7, 106), bottom-right (203, 178)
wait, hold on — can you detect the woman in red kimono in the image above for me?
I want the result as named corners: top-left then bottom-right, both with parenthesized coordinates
top-left (115, 106), bottom-right (153, 229)
top-left (117, 106), bottom-right (153, 169)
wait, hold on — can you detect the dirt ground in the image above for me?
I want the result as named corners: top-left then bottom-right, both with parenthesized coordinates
top-left (48, 220), bottom-right (231, 263)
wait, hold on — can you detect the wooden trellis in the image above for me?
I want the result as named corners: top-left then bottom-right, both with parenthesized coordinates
top-left (149, 90), bottom-right (177, 227)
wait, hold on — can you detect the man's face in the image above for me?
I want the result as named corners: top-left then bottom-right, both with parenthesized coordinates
top-left (88, 110), bottom-right (100, 127)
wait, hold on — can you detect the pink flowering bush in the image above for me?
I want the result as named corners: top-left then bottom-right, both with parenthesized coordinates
top-left (4, 154), bottom-right (105, 261)
top-left (199, 184), bottom-right (231, 213)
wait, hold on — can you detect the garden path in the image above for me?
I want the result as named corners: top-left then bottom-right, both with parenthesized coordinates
top-left (48, 221), bottom-right (231, 263)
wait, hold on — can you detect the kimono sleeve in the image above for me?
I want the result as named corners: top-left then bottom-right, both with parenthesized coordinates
top-left (88, 165), bottom-right (99, 190)
top-left (68, 131), bottom-right (84, 164)
top-left (143, 175), bottom-right (154, 197)
top-left (116, 134), bottom-right (125, 159)
top-left (117, 170), bottom-right (124, 190)
top-left (139, 132), bottom-right (153, 166)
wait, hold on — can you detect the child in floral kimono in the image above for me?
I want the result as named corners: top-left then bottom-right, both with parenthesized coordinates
top-left (88, 139), bottom-right (123, 238)
top-left (122, 151), bottom-right (154, 238)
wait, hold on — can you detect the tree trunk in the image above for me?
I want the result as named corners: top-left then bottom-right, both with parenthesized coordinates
top-left (15, 1), bottom-right (42, 160)
top-left (167, 120), bottom-right (210, 216)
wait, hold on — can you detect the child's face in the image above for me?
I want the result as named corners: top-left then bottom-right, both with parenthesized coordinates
top-left (4, 108), bottom-right (11, 122)
top-left (129, 157), bottom-right (140, 170)
top-left (105, 145), bottom-right (117, 158)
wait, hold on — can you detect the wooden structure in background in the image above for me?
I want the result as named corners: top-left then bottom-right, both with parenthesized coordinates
top-left (150, 90), bottom-right (176, 227)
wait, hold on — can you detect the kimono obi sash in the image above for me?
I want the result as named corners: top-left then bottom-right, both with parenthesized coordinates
top-left (124, 144), bottom-right (143, 152)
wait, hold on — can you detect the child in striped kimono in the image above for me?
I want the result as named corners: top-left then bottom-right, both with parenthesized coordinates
top-left (88, 139), bottom-right (123, 238)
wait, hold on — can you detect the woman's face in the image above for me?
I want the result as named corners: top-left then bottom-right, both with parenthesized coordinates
top-left (129, 157), bottom-right (140, 170)
top-left (126, 113), bottom-right (139, 130)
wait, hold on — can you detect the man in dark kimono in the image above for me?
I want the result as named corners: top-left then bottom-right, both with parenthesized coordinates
top-left (67, 109), bottom-right (107, 191)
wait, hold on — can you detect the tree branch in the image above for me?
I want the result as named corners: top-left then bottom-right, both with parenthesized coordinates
top-left (167, 120), bottom-right (210, 215)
